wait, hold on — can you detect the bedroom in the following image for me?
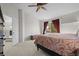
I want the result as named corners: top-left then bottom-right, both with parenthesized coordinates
top-left (0, 3), bottom-right (79, 56)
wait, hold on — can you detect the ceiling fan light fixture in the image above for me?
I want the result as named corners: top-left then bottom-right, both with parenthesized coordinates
top-left (28, 3), bottom-right (48, 12)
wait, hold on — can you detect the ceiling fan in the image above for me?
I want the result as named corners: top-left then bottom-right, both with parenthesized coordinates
top-left (28, 3), bottom-right (48, 12)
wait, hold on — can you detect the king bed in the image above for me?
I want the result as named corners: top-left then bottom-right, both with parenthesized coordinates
top-left (33, 33), bottom-right (79, 56)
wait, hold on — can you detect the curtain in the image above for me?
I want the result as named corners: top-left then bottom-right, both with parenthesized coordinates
top-left (52, 19), bottom-right (60, 33)
top-left (43, 21), bottom-right (48, 34)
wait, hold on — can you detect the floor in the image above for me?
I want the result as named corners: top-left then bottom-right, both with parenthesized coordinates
top-left (4, 40), bottom-right (49, 56)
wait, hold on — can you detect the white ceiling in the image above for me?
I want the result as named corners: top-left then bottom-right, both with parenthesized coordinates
top-left (11, 3), bottom-right (79, 20)
top-left (1, 3), bottom-right (79, 23)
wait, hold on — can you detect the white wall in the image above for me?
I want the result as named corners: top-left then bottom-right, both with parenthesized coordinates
top-left (39, 20), bottom-right (44, 34)
top-left (60, 22), bottom-right (79, 34)
top-left (23, 11), bottom-right (40, 41)
top-left (0, 4), bottom-right (19, 45)
top-left (18, 9), bottom-right (23, 42)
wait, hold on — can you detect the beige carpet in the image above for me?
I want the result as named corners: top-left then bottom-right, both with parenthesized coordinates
top-left (4, 40), bottom-right (49, 56)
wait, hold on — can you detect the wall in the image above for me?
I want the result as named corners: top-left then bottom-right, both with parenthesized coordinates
top-left (23, 11), bottom-right (40, 41)
top-left (60, 22), bottom-right (79, 34)
top-left (18, 9), bottom-right (23, 42)
top-left (0, 4), bottom-right (19, 45)
top-left (39, 20), bottom-right (44, 34)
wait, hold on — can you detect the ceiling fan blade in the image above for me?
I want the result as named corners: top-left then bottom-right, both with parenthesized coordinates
top-left (36, 7), bottom-right (40, 12)
top-left (28, 5), bottom-right (37, 7)
top-left (41, 7), bottom-right (47, 10)
top-left (42, 3), bottom-right (48, 5)
top-left (37, 3), bottom-right (48, 6)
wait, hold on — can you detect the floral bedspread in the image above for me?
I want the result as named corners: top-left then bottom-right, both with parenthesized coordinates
top-left (33, 33), bottom-right (79, 56)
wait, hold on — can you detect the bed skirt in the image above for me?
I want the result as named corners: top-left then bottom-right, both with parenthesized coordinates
top-left (36, 44), bottom-right (61, 56)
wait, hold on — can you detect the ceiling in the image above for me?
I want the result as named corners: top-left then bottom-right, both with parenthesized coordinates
top-left (1, 3), bottom-right (79, 23)
top-left (60, 10), bottom-right (79, 24)
top-left (11, 3), bottom-right (79, 20)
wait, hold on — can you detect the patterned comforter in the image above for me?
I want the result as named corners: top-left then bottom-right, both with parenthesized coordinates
top-left (33, 33), bottom-right (79, 56)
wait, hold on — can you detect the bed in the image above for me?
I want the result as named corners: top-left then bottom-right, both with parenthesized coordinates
top-left (33, 33), bottom-right (79, 56)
